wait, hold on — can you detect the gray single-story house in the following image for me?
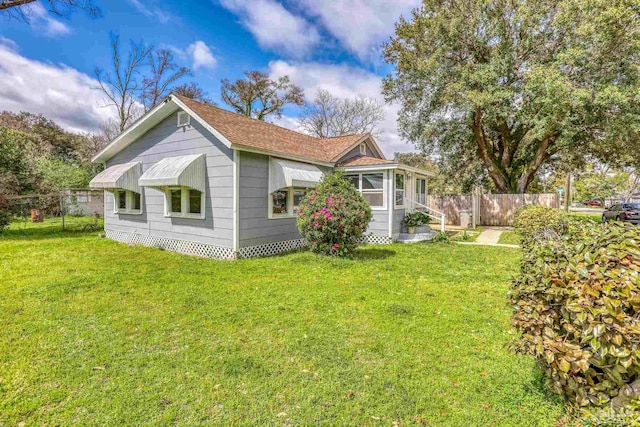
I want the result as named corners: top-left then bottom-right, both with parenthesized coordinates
top-left (90, 93), bottom-right (435, 259)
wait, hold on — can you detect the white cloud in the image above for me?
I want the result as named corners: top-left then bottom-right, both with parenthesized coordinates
top-left (187, 41), bottom-right (217, 70)
top-left (220, 0), bottom-right (320, 58)
top-left (0, 37), bottom-right (18, 51)
top-left (29, 2), bottom-right (71, 37)
top-left (299, 0), bottom-right (420, 60)
top-left (269, 60), bottom-right (414, 157)
top-left (128, 0), bottom-right (173, 24)
top-left (0, 43), bottom-right (118, 134)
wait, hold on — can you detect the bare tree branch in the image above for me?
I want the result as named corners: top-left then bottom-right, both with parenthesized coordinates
top-left (0, 0), bottom-right (100, 19)
top-left (172, 82), bottom-right (215, 105)
top-left (94, 33), bottom-right (151, 132)
top-left (220, 71), bottom-right (304, 120)
top-left (141, 48), bottom-right (190, 111)
top-left (299, 89), bottom-right (385, 138)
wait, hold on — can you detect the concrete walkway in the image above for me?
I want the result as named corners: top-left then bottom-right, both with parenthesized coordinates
top-left (475, 227), bottom-right (503, 245)
top-left (456, 227), bottom-right (520, 248)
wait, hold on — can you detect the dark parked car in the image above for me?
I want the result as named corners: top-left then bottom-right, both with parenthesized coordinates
top-left (602, 203), bottom-right (640, 224)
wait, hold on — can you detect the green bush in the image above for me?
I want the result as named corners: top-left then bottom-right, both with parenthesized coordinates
top-left (580, 401), bottom-right (640, 427)
top-left (296, 173), bottom-right (372, 257)
top-left (402, 212), bottom-right (427, 228)
top-left (512, 205), bottom-right (570, 248)
top-left (430, 231), bottom-right (451, 243)
top-left (510, 222), bottom-right (640, 409)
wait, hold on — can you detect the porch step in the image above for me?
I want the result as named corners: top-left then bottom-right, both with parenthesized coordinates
top-left (396, 231), bottom-right (437, 243)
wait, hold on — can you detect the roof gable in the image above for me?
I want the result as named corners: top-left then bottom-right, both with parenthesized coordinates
top-left (94, 93), bottom-right (386, 165)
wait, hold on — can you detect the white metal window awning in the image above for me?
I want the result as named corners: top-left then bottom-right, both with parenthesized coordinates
top-left (139, 154), bottom-right (206, 192)
top-left (89, 161), bottom-right (142, 193)
top-left (269, 158), bottom-right (324, 193)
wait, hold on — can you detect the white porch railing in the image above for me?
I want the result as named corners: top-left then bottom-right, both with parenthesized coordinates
top-left (410, 200), bottom-right (446, 232)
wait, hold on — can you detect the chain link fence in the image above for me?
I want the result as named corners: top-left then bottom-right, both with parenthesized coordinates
top-left (1, 193), bottom-right (103, 233)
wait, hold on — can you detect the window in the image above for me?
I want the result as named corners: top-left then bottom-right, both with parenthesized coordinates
top-left (170, 189), bottom-right (182, 213)
top-left (395, 172), bottom-right (405, 207)
top-left (189, 190), bottom-right (202, 214)
top-left (344, 173), bottom-right (386, 209)
top-left (269, 188), bottom-right (308, 218)
top-left (165, 187), bottom-right (205, 219)
top-left (76, 191), bottom-right (89, 203)
top-left (118, 191), bottom-right (127, 210)
top-left (133, 192), bottom-right (141, 210)
top-left (415, 178), bottom-right (427, 205)
top-left (359, 142), bottom-right (367, 155)
top-left (271, 190), bottom-right (288, 216)
top-left (345, 175), bottom-right (359, 188)
top-left (293, 189), bottom-right (307, 214)
top-left (362, 173), bottom-right (384, 207)
top-left (113, 190), bottom-right (142, 215)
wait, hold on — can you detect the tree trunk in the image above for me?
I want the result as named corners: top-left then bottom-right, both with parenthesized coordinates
top-left (471, 109), bottom-right (555, 194)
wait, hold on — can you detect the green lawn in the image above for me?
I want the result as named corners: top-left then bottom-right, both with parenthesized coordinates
top-left (498, 230), bottom-right (521, 245)
top-left (0, 219), bottom-right (566, 426)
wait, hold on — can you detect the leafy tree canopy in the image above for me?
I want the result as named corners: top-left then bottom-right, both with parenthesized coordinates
top-left (383, 0), bottom-right (640, 193)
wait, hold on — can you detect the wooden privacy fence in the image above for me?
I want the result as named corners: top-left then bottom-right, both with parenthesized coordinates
top-left (427, 193), bottom-right (560, 226)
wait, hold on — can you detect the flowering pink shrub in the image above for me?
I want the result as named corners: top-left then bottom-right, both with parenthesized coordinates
top-left (296, 172), bottom-right (372, 257)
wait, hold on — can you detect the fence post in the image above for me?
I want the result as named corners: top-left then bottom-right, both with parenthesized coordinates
top-left (60, 193), bottom-right (65, 231)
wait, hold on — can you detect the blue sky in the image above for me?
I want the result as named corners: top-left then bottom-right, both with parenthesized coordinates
top-left (0, 0), bottom-right (421, 156)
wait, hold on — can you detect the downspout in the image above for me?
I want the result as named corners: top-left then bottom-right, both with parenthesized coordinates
top-left (232, 149), bottom-right (240, 258)
top-left (388, 169), bottom-right (393, 242)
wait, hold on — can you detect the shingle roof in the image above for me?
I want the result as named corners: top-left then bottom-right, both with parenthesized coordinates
top-left (173, 94), bottom-right (372, 163)
top-left (338, 156), bottom-right (396, 167)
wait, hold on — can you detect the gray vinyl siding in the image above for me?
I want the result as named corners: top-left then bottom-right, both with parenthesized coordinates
top-left (392, 208), bottom-right (405, 235)
top-left (238, 152), bottom-right (302, 247)
top-left (238, 152), bottom-right (391, 247)
top-left (368, 210), bottom-right (389, 236)
top-left (104, 110), bottom-right (234, 248)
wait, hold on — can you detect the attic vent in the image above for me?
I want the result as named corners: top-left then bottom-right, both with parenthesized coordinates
top-left (177, 111), bottom-right (190, 127)
top-left (359, 142), bottom-right (366, 155)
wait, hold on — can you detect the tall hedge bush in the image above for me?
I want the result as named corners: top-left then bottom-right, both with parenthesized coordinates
top-left (510, 217), bottom-right (640, 409)
top-left (296, 173), bottom-right (372, 257)
top-left (512, 205), bottom-right (570, 248)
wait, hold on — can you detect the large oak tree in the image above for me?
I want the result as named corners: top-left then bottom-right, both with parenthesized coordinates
top-left (383, 0), bottom-right (640, 193)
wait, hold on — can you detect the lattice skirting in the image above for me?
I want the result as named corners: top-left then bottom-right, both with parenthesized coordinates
top-left (360, 234), bottom-right (392, 245)
top-left (104, 230), bottom-right (236, 260)
top-left (238, 239), bottom-right (307, 259)
top-left (104, 231), bottom-right (391, 260)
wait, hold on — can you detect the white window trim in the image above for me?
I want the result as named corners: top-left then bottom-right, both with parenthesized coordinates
top-left (113, 189), bottom-right (143, 215)
top-left (177, 111), bottom-right (191, 127)
top-left (345, 172), bottom-right (386, 211)
top-left (415, 176), bottom-right (427, 205)
top-left (164, 186), bottom-right (205, 219)
top-left (359, 142), bottom-right (367, 156)
top-left (268, 188), bottom-right (308, 219)
top-left (395, 171), bottom-right (406, 208)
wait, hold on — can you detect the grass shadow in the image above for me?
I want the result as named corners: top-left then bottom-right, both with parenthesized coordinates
top-left (523, 364), bottom-right (565, 407)
top-left (352, 247), bottom-right (396, 260)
